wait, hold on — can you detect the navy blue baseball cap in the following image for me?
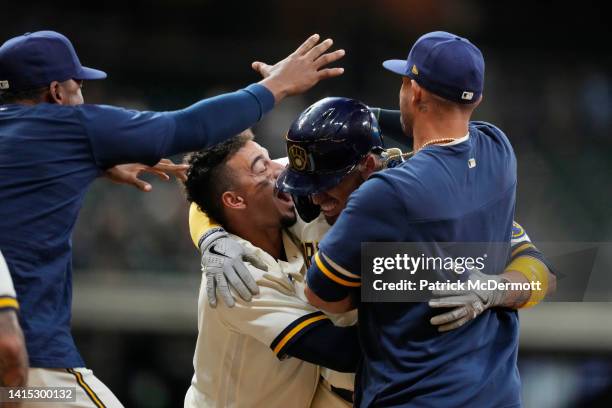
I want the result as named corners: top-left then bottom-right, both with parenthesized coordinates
top-left (383, 31), bottom-right (484, 104)
top-left (0, 31), bottom-right (106, 92)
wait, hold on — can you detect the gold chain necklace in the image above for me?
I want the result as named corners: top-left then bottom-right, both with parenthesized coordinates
top-left (417, 138), bottom-right (458, 153)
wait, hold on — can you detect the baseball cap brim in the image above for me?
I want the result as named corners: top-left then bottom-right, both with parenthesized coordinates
top-left (276, 167), bottom-right (348, 196)
top-left (382, 59), bottom-right (409, 76)
top-left (74, 66), bottom-right (107, 80)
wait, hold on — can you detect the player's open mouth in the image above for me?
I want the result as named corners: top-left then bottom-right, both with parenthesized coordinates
top-left (275, 189), bottom-right (293, 205)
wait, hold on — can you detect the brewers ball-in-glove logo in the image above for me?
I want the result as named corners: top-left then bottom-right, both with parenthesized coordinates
top-left (289, 145), bottom-right (308, 171)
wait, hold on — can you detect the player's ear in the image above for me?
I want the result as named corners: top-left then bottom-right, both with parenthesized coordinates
top-left (360, 154), bottom-right (379, 180)
top-left (48, 81), bottom-right (63, 104)
top-left (222, 191), bottom-right (246, 211)
top-left (410, 79), bottom-right (422, 105)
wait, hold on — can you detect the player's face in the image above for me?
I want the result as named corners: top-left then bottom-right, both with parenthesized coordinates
top-left (230, 141), bottom-right (296, 228)
top-left (399, 77), bottom-right (414, 135)
top-left (311, 169), bottom-right (363, 225)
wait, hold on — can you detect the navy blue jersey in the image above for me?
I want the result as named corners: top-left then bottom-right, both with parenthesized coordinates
top-left (0, 84), bottom-right (273, 368)
top-left (307, 122), bottom-right (520, 407)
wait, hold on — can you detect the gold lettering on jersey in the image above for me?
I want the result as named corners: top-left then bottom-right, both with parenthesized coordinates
top-left (289, 145), bottom-right (308, 171)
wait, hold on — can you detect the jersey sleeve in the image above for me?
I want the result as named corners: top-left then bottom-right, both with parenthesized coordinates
top-left (0, 251), bottom-right (18, 311)
top-left (509, 221), bottom-right (553, 270)
top-left (510, 221), bottom-right (532, 249)
top-left (306, 175), bottom-right (405, 301)
top-left (216, 265), bottom-right (331, 359)
top-left (188, 203), bottom-right (221, 248)
top-left (78, 104), bottom-right (175, 169)
top-left (79, 84), bottom-right (275, 169)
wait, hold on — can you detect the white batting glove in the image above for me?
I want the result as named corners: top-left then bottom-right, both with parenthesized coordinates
top-left (428, 269), bottom-right (508, 332)
top-left (200, 228), bottom-right (259, 308)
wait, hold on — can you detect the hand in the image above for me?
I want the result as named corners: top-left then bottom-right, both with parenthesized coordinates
top-left (0, 310), bottom-right (28, 389)
top-left (254, 34), bottom-right (345, 102)
top-left (152, 158), bottom-right (188, 182)
top-left (200, 228), bottom-right (259, 308)
top-left (104, 159), bottom-right (189, 192)
top-left (428, 269), bottom-right (508, 332)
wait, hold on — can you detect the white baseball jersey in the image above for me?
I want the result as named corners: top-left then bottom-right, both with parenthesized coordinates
top-left (185, 230), bottom-right (333, 408)
top-left (0, 250), bottom-right (18, 311)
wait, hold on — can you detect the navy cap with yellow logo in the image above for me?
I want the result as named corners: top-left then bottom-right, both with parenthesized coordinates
top-left (383, 31), bottom-right (484, 104)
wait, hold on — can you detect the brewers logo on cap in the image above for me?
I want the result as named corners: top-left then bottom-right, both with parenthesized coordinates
top-left (288, 145), bottom-right (308, 171)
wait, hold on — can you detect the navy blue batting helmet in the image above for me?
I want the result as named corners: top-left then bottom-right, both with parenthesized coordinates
top-left (276, 97), bottom-right (384, 196)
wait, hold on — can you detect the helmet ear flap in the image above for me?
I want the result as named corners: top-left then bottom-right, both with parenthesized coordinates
top-left (291, 194), bottom-right (321, 223)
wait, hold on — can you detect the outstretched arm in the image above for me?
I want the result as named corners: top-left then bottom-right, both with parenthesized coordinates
top-left (85, 35), bottom-right (345, 169)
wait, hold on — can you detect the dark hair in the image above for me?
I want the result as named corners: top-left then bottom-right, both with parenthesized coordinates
top-left (0, 87), bottom-right (48, 104)
top-left (184, 130), bottom-right (254, 227)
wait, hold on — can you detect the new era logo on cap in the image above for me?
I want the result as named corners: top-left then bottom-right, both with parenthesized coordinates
top-left (0, 80), bottom-right (8, 89)
top-left (461, 91), bottom-right (474, 101)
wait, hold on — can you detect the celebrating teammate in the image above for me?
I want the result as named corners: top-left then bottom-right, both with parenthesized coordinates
top-left (304, 31), bottom-right (526, 407)
top-left (183, 131), bottom-right (359, 407)
top-left (0, 30), bottom-right (344, 406)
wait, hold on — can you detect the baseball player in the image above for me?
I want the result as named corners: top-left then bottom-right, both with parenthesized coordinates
top-left (0, 30), bottom-right (344, 407)
top-left (183, 131), bottom-right (359, 407)
top-left (0, 250), bottom-right (28, 405)
top-left (189, 97), bottom-right (555, 404)
top-left (304, 32), bottom-right (527, 406)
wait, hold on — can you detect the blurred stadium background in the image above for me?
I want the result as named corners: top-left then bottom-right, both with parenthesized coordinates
top-left (2, 0), bottom-right (611, 407)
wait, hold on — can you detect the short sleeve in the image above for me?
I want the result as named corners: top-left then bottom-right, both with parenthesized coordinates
top-left (76, 104), bottom-right (175, 169)
top-left (306, 175), bottom-right (406, 301)
top-left (217, 267), bottom-right (330, 359)
top-left (0, 251), bottom-right (18, 311)
top-left (511, 221), bottom-right (532, 247)
top-left (510, 221), bottom-right (535, 260)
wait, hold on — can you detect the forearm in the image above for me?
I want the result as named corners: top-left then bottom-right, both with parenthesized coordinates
top-left (284, 323), bottom-right (359, 373)
top-left (0, 310), bottom-right (28, 387)
top-left (497, 270), bottom-right (531, 308)
top-left (165, 84), bottom-right (274, 155)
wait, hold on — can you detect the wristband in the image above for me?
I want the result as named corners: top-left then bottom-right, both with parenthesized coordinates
top-left (199, 227), bottom-right (227, 251)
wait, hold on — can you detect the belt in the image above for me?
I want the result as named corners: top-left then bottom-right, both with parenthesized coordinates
top-left (320, 376), bottom-right (353, 404)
